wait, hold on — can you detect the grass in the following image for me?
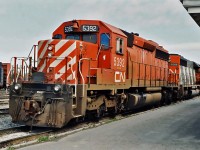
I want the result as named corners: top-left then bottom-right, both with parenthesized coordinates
top-left (37, 136), bottom-right (50, 143)
top-left (7, 147), bottom-right (15, 150)
top-left (105, 117), bottom-right (118, 124)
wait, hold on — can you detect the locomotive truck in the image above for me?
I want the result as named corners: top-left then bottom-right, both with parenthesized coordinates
top-left (9, 20), bottom-right (200, 128)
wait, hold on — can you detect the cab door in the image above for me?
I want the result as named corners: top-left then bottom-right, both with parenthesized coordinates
top-left (98, 33), bottom-right (111, 69)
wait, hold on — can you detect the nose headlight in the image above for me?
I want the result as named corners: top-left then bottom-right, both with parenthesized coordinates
top-left (14, 84), bottom-right (22, 93)
top-left (54, 85), bottom-right (61, 93)
top-left (48, 52), bottom-right (53, 58)
top-left (47, 45), bottom-right (53, 51)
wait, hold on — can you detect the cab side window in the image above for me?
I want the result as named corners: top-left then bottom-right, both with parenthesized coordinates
top-left (116, 38), bottom-right (123, 54)
top-left (100, 33), bottom-right (110, 49)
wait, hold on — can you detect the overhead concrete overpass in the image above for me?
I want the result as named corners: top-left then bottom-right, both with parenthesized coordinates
top-left (180, 0), bottom-right (200, 26)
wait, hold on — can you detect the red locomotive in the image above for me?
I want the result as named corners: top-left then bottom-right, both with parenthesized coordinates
top-left (9, 20), bottom-right (200, 128)
top-left (0, 62), bottom-right (11, 89)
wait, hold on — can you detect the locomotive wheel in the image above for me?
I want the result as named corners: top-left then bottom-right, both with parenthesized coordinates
top-left (87, 104), bottom-right (105, 121)
top-left (96, 104), bottom-right (105, 120)
top-left (108, 107), bottom-right (117, 118)
top-left (154, 101), bottom-right (161, 108)
top-left (167, 92), bottom-right (172, 105)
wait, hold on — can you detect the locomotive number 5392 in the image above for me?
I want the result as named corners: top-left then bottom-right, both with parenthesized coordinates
top-left (81, 25), bottom-right (99, 32)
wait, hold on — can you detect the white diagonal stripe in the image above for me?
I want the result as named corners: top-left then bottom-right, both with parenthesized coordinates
top-left (39, 61), bottom-right (46, 72)
top-left (50, 41), bottom-right (76, 67)
top-left (39, 40), bottom-right (52, 59)
top-left (38, 40), bottom-right (53, 72)
top-left (55, 66), bottom-right (66, 79)
top-left (55, 40), bottom-right (69, 52)
top-left (67, 56), bottom-right (76, 69)
top-left (60, 41), bottom-right (76, 57)
top-left (67, 71), bottom-right (76, 80)
top-left (38, 40), bottom-right (45, 64)
top-left (55, 68), bottom-right (76, 80)
top-left (55, 56), bottom-right (76, 80)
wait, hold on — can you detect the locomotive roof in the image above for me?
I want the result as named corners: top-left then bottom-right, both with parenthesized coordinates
top-left (102, 21), bottom-right (126, 37)
top-left (148, 40), bottom-right (168, 53)
top-left (61, 19), bottom-right (127, 37)
top-left (193, 62), bottom-right (200, 68)
top-left (169, 54), bottom-right (189, 61)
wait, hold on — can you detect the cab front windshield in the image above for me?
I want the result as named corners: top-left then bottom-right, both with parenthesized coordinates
top-left (66, 33), bottom-right (97, 44)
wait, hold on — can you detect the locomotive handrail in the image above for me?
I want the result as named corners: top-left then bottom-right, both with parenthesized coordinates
top-left (79, 58), bottom-right (91, 97)
top-left (96, 44), bottom-right (104, 60)
top-left (18, 57), bottom-right (30, 82)
top-left (8, 57), bottom-right (31, 85)
top-left (5, 67), bottom-right (12, 94)
top-left (16, 59), bottom-right (30, 82)
top-left (67, 56), bottom-right (77, 85)
top-left (16, 67), bottom-right (21, 82)
top-left (27, 45), bottom-right (38, 58)
top-left (7, 57), bottom-right (15, 85)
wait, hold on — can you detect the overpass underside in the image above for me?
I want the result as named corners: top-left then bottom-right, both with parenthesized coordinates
top-left (180, 0), bottom-right (200, 27)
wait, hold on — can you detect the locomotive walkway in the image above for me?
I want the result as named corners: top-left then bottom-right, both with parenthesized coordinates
top-left (20, 97), bottom-right (200, 150)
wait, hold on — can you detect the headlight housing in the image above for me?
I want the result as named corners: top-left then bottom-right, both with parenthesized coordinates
top-left (54, 84), bottom-right (61, 93)
top-left (48, 52), bottom-right (53, 58)
top-left (47, 45), bottom-right (54, 51)
top-left (14, 84), bottom-right (22, 93)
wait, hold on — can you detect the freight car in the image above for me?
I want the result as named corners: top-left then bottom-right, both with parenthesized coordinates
top-left (2, 63), bottom-right (11, 89)
top-left (194, 62), bottom-right (200, 84)
top-left (0, 63), bottom-right (11, 89)
top-left (168, 54), bottom-right (199, 99)
top-left (0, 62), bottom-right (3, 88)
top-left (9, 20), bottom-right (200, 128)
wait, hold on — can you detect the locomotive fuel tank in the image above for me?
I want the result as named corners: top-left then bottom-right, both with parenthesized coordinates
top-left (126, 93), bottom-right (162, 110)
top-left (190, 89), bottom-right (200, 97)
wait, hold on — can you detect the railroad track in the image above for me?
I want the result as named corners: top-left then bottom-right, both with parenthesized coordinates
top-left (0, 96), bottom-right (9, 100)
top-left (0, 111), bottom-right (145, 149)
top-left (0, 126), bottom-right (27, 137)
top-left (0, 126), bottom-right (52, 148)
top-left (0, 108), bottom-right (9, 115)
top-left (0, 100), bottom-right (9, 105)
top-left (0, 100), bottom-right (9, 104)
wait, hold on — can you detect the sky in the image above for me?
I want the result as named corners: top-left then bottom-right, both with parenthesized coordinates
top-left (0, 0), bottom-right (200, 63)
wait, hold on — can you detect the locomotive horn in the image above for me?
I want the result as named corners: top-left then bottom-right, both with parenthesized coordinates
top-left (72, 20), bottom-right (79, 29)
